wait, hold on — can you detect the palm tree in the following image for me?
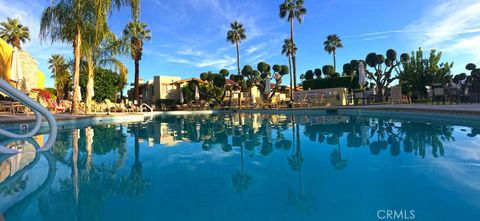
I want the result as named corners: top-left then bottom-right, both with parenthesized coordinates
top-left (40, 0), bottom-right (91, 114)
top-left (0, 18), bottom-right (30, 49)
top-left (279, 0), bottom-right (306, 94)
top-left (83, 28), bottom-right (127, 112)
top-left (49, 54), bottom-right (70, 101)
top-left (323, 34), bottom-right (343, 73)
top-left (226, 21), bottom-right (247, 76)
top-left (123, 20), bottom-right (151, 105)
top-left (82, 0), bottom-right (128, 113)
top-left (281, 38), bottom-right (296, 100)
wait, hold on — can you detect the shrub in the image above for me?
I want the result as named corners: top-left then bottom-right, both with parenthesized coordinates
top-left (302, 76), bottom-right (360, 90)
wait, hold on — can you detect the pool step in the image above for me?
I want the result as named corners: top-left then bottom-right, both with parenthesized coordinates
top-left (326, 109), bottom-right (339, 114)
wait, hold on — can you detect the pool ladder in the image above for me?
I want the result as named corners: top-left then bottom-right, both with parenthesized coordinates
top-left (0, 79), bottom-right (57, 154)
top-left (141, 103), bottom-right (154, 112)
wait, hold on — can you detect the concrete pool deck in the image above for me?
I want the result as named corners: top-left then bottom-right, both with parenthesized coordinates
top-left (0, 112), bottom-right (147, 124)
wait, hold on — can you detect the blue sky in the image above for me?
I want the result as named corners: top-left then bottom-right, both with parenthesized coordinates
top-left (2, 0), bottom-right (480, 90)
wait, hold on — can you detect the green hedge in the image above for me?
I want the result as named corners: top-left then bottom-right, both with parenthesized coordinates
top-left (302, 76), bottom-right (360, 90)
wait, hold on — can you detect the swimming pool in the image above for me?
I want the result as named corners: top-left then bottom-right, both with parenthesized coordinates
top-left (1, 112), bottom-right (480, 221)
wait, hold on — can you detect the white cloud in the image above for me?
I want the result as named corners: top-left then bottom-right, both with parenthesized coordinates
top-left (362, 35), bottom-right (389, 41)
top-left (344, 30), bottom-right (409, 39)
top-left (176, 48), bottom-right (203, 56)
top-left (404, 0), bottom-right (480, 63)
top-left (163, 53), bottom-right (236, 70)
top-left (167, 58), bottom-right (193, 65)
top-left (197, 55), bottom-right (236, 69)
top-left (246, 43), bottom-right (266, 54)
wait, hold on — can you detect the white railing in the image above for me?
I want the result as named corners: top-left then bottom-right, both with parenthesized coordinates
top-left (0, 79), bottom-right (57, 154)
top-left (140, 103), bottom-right (154, 112)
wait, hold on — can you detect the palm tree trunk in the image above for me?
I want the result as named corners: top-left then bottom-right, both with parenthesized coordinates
top-left (288, 54), bottom-right (293, 100)
top-left (236, 40), bottom-right (241, 75)
top-left (56, 86), bottom-right (62, 103)
top-left (85, 54), bottom-right (94, 113)
top-left (240, 145), bottom-right (244, 175)
top-left (134, 126), bottom-right (140, 164)
top-left (235, 40), bottom-right (242, 108)
top-left (333, 49), bottom-right (337, 73)
top-left (72, 28), bottom-right (82, 114)
top-left (134, 58), bottom-right (140, 105)
top-left (13, 37), bottom-right (21, 50)
top-left (289, 18), bottom-right (297, 100)
top-left (72, 129), bottom-right (80, 205)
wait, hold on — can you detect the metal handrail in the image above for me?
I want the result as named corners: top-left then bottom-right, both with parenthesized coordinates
top-left (0, 79), bottom-right (57, 154)
top-left (140, 103), bottom-right (154, 112)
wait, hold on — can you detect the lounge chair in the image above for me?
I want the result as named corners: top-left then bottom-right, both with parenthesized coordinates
top-left (38, 96), bottom-right (66, 113)
top-left (431, 83), bottom-right (445, 104)
top-left (389, 85), bottom-right (402, 104)
top-left (269, 96), bottom-right (279, 109)
top-left (255, 97), bottom-right (267, 109)
top-left (293, 93), bottom-right (307, 108)
top-left (0, 101), bottom-right (12, 113)
top-left (313, 93), bottom-right (325, 106)
top-left (127, 101), bottom-right (139, 112)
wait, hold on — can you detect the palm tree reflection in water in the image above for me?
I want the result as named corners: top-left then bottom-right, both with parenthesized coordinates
top-left (287, 117), bottom-right (315, 214)
top-left (119, 124), bottom-right (151, 199)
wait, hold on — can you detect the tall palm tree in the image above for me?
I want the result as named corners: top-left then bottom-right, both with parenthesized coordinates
top-left (0, 17), bottom-right (30, 49)
top-left (323, 34), bottom-right (343, 73)
top-left (49, 54), bottom-right (70, 101)
top-left (123, 20), bottom-right (151, 105)
top-left (83, 27), bottom-right (127, 112)
top-left (82, 0), bottom-right (128, 113)
top-left (279, 0), bottom-right (306, 94)
top-left (226, 21), bottom-right (247, 76)
top-left (40, 0), bottom-right (92, 114)
top-left (281, 38), bottom-right (296, 100)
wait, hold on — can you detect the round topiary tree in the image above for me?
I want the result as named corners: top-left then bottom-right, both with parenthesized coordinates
top-left (466, 63), bottom-right (477, 71)
top-left (322, 65), bottom-right (334, 78)
top-left (220, 69), bottom-right (230, 77)
top-left (257, 62), bottom-right (270, 75)
top-left (242, 65), bottom-right (253, 77)
top-left (364, 49), bottom-right (409, 101)
top-left (281, 65), bottom-right (289, 76)
top-left (305, 70), bottom-right (314, 80)
top-left (200, 72), bottom-right (210, 81)
top-left (343, 63), bottom-right (354, 76)
top-left (314, 68), bottom-right (322, 79)
top-left (272, 64), bottom-right (281, 73)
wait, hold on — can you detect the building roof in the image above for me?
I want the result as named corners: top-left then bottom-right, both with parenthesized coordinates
top-left (171, 77), bottom-right (207, 85)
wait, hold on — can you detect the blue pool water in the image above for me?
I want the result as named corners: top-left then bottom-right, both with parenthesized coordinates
top-left (1, 113), bottom-right (480, 221)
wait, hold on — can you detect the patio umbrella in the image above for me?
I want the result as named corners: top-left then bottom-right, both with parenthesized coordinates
top-left (361, 125), bottom-right (368, 146)
top-left (77, 88), bottom-right (82, 102)
top-left (85, 127), bottom-right (94, 171)
top-left (196, 123), bottom-right (201, 141)
top-left (194, 84), bottom-right (200, 100)
top-left (179, 89), bottom-right (184, 104)
top-left (10, 47), bottom-right (23, 90)
top-left (264, 74), bottom-right (271, 95)
top-left (358, 61), bottom-right (366, 87)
